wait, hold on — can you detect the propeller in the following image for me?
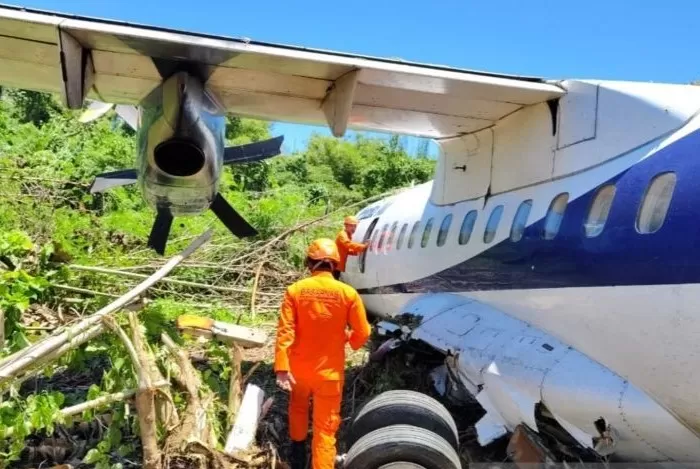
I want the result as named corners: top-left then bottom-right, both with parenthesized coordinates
top-left (147, 207), bottom-right (174, 256)
top-left (141, 135), bottom-right (284, 255)
top-left (88, 168), bottom-right (138, 194)
top-left (79, 100), bottom-right (140, 130)
top-left (223, 135), bottom-right (285, 165)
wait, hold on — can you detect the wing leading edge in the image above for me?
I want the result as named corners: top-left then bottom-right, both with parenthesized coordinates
top-left (0, 4), bottom-right (565, 139)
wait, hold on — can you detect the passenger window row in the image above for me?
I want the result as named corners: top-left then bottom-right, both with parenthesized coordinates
top-left (370, 171), bottom-right (676, 253)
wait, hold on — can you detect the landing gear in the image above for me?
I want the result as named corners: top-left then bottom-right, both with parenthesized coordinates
top-left (341, 390), bottom-right (462, 469)
top-left (345, 389), bottom-right (459, 451)
top-left (343, 424), bottom-right (461, 469)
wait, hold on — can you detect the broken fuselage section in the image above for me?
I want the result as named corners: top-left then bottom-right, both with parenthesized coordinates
top-left (375, 293), bottom-right (700, 463)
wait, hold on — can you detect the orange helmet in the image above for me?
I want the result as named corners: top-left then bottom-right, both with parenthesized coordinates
top-left (306, 238), bottom-right (340, 264)
top-left (344, 215), bottom-right (359, 225)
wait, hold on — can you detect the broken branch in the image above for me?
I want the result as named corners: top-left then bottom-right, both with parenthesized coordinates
top-left (59, 380), bottom-right (170, 418)
top-left (0, 229), bottom-right (212, 389)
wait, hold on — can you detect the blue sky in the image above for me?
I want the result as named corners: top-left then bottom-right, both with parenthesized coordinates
top-left (8, 0), bottom-right (699, 156)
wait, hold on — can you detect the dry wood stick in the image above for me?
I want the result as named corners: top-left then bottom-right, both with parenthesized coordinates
top-left (250, 260), bottom-right (265, 319)
top-left (59, 380), bottom-right (170, 418)
top-left (228, 343), bottom-right (243, 426)
top-left (128, 312), bottom-right (161, 469)
top-left (161, 332), bottom-right (216, 448)
top-left (9, 323), bottom-right (104, 389)
top-left (0, 229), bottom-right (212, 388)
top-left (68, 264), bottom-right (277, 296)
top-left (50, 284), bottom-right (121, 298)
top-left (103, 316), bottom-right (141, 374)
top-left (0, 297), bottom-right (144, 371)
top-left (242, 362), bottom-right (262, 384)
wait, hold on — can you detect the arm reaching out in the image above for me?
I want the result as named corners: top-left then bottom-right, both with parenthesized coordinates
top-left (337, 230), bottom-right (368, 255)
top-left (346, 290), bottom-right (371, 351)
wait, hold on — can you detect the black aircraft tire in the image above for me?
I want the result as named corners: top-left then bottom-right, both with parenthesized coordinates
top-left (344, 424), bottom-right (462, 469)
top-left (346, 390), bottom-right (459, 451)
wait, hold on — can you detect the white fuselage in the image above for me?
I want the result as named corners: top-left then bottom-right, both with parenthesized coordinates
top-left (341, 79), bottom-right (700, 462)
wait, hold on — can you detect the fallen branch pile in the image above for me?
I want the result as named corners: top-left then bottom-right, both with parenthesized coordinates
top-left (54, 189), bottom-right (399, 318)
top-left (1, 229), bottom-right (280, 469)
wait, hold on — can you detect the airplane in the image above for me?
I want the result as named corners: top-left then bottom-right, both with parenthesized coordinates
top-left (2, 3), bottom-right (700, 468)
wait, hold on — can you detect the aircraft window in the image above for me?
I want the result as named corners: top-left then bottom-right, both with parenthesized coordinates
top-left (397, 223), bottom-right (408, 250)
top-left (437, 214), bottom-right (453, 247)
top-left (543, 193), bottom-right (569, 240)
top-left (377, 224), bottom-right (389, 251)
top-left (387, 222), bottom-right (399, 252)
top-left (459, 210), bottom-right (478, 245)
top-left (585, 185), bottom-right (616, 238)
top-left (370, 225), bottom-right (381, 252)
top-left (421, 218), bottom-right (434, 248)
top-left (484, 205), bottom-right (504, 244)
top-left (408, 221), bottom-right (421, 249)
top-left (510, 200), bottom-right (533, 242)
top-left (637, 172), bottom-right (676, 234)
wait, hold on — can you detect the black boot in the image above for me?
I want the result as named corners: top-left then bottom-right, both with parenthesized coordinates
top-left (290, 440), bottom-right (307, 469)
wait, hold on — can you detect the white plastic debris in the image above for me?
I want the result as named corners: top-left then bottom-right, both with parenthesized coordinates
top-left (224, 384), bottom-right (265, 454)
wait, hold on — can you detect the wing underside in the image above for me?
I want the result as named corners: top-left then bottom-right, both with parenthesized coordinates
top-left (0, 4), bottom-right (565, 139)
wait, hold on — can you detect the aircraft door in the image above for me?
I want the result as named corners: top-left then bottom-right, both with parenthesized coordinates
top-left (359, 217), bottom-right (378, 274)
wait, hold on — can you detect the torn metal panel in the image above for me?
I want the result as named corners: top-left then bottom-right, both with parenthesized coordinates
top-left (430, 364), bottom-right (449, 396)
top-left (475, 390), bottom-right (510, 445)
top-left (381, 293), bottom-right (700, 461)
top-left (592, 417), bottom-right (618, 457)
top-left (369, 338), bottom-right (401, 362)
top-left (375, 320), bottom-right (401, 336)
top-left (547, 410), bottom-right (595, 451)
top-left (506, 424), bottom-right (557, 469)
top-left (482, 362), bottom-right (539, 432)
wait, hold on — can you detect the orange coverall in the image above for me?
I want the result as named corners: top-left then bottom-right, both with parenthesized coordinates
top-left (335, 230), bottom-right (368, 272)
top-left (274, 270), bottom-right (371, 469)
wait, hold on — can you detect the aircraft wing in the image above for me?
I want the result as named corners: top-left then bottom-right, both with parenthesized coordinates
top-left (0, 4), bottom-right (565, 139)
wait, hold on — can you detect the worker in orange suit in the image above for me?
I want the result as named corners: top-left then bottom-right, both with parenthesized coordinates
top-left (334, 215), bottom-right (369, 280)
top-left (274, 238), bottom-right (372, 469)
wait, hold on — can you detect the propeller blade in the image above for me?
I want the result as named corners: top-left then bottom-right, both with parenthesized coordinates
top-left (147, 207), bottom-right (174, 256)
top-left (210, 193), bottom-right (258, 238)
top-left (79, 100), bottom-right (114, 123)
top-left (89, 168), bottom-right (138, 194)
top-left (114, 104), bottom-right (140, 130)
top-left (223, 135), bottom-right (284, 165)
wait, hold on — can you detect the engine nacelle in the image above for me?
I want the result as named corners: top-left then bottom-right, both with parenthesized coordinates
top-left (136, 71), bottom-right (227, 216)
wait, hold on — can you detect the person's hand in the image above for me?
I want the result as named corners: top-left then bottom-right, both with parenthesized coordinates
top-left (276, 371), bottom-right (296, 392)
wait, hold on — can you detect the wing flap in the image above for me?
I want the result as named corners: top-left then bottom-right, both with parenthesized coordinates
top-left (0, 5), bottom-right (566, 138)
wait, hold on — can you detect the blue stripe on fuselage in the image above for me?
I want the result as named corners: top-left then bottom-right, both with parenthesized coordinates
top-left (358, 126), bottom-right (700, 295)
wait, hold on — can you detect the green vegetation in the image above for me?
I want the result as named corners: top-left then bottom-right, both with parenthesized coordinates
top-left (0, 88), bottom-right (436, 467)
